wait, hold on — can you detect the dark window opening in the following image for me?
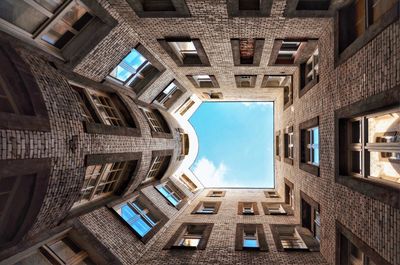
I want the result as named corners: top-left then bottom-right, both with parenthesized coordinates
top-left (296, 0), bottom-right (331, 10)
top-left (141, 0), bottom-right (176, 11)
top-left (239, 0), bottom-right (260, 10)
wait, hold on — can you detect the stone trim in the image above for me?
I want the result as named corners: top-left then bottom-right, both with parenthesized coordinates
top-left (191, 201), bottom-right (222, 214)
top-left (334, 85), bottom-right (400, 209)
top-left (299, 116), bottom-right (320, 176)
top-left (235, 75), bottom-right (257, 88)
top-left (0, 159), bottom-right (51, 249)
top-left (227, 0), bottom-right (273, 17)
top-left (335, 221), bottom-right (391, 265)
top-left (206, 190), bottom-right (226, 197)
top-left (126, 0), bottom-right (190, 18)
top-left (237, 202), bottom-right (259, 215)
top-left (235, 224), bottom-right (268, 251)
top-left (186, 75), bottom-right (219, 88)
top-left (275, 130), bottom-right (281, 161)
top-left (261, 202), bottom-right (294, 216)
top-left (163, 223), bottom-right (214, 250)
top-left (268, 39), bottom-right (318, 66)
top-left (0, 41), bottom-right (50, 132)
top-left (158, 37), bottom-right (210, 66)
top-left (230, 38), bottom-right (265, 66)
top-left (334, 1), bottom-right (400, 67)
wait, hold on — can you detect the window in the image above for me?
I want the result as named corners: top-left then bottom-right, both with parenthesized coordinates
top-left (126, 0), bottom-right (190, 17)
top-left (235, 75), bottom-right (257, 88)
top-left (179, 174), bottom-right (197, 192)
top-left (261, 75), bottom-right (293, 109)
top-left (284, 0), bottom-right (333, 17)
top-left (158, 38), bottom-right (210, 66)
top-left (71, 84), bottom-right (140, 136)
top-left (300, 117), bottom-right (320, 176)
top-left (0, 0), bottom-right (116, 65)
top-left (284, 178), bottom-right (295, 209)
top-left (141, 107), bottom-right (172, 137)
top-left (238, 202), bottom-right (259, 215)
top-left (0, 159), bottom-right (51, 249)
top-left (0, 42), bottom-right (50, 131)
top-left (179, 132), bottom-right (189, 160)
top-left (164, 223), bottom-right (214, 250)
top-left (264, 191), bottom-right (280, 198)
top-left (268, 39), bottom-right (318, 66)
top-left (300, 191), bottom-right (321, 242)
top-left (284, 126), bottom-right (295, 164)
top-left (235, 224), bottom-right (268, 251)
top-left (340, 108), bottom-right (400, 184)
top-left (227, 0), bottom-right (273, 17)
top-left (144, 154), bottom-right (172, 182)
top-left (153, 80), bottom-right (186, 109)
top-left (177, 98), bottom-right (195, 116)
top-left (156, 181), bottom-right (186, 208)
top-left (192, 201), bottom-right (221, 214)
top-left (276, 130), bottom-right (281, 160)
top-left (207, 190), bottom-right (226, 197)
top-left (231, 38), bottom-right (265, 66)
top-left (336, 94), bottom-right (400, 208)
top-left (336, 221), bottom-right (391, 265)
top-left (277, 41), bottom-right (301, 64)
top-left (337, 0), bottom-right (399, 64)
top-left (202, 92), bottom-right (223, 100)
top-left (73, 162), bottom-right (128, 208)
top-left (270, 224), bottom-right (320, 251)
top-left (299, 48), bottom-right (319, 97)
top-left (108, 45), bottom-right (163, 94)
top-left (187, 75), bottom-right (219, 88)
top-left (262, 202), bottom-right (294, 215)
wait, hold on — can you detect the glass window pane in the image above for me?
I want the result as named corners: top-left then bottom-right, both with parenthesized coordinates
top-left (368, 111), bottom-right (400, 143)
top-left (243, 239), bottom-right (259, 248)
top-left (369, 151), bottom-right (400, 183)
top-left (180, 238), bottom-right (200, 247)
top-left (0, 0), bottom-right (49, 34)
top-left (61, 2), bottom-right (87, 26)
top-left (109, 49), bottom-right (147, 82)
top-left (41, 20), bottom-right (73, 46)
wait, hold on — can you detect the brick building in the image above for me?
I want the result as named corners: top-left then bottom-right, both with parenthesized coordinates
top-left (0, 0), bottom-right (399, 265)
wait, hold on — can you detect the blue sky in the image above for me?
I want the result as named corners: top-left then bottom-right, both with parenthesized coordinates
top-left (189, 102), bottom-right (274, 188)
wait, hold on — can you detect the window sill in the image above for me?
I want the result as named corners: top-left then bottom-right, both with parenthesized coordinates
top-left (84, 122), bottom-right (141, 137)
top-left (336, 174), bottom-right (400, 209)
top-left (334, 3), bottom-right (399, 68)
top-left (284, 158), bottom-right (294, 165)
top-left (299, 162), bottom-right (319, 177)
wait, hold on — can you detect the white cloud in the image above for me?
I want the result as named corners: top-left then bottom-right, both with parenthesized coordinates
top-left (241, 102), bottom-right (272, 108)
top-left (192, 157), bottom-right (230, 187)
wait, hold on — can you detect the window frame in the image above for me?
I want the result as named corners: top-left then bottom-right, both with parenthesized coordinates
top-left (299, 116), bottom-right (320, 176)
top-left (262, 202), bottom-right (294, 216)
top-left (111, 193), bottom-right (169, 243)
top-left (235, 224), bottom-right (268, 251)
top-left (335, 220), bottom-right (391, 265)
top-left (140, 107), bottom-right (173, 138)
top-left (284, 178), bottom-right (295, 209)
top-left (163, 223), bottom-right (214, 250)
top-left (284, 126), bottom-right (295, 165)
top-left (299, 48), bottom-right (319, 98)
top-left (106, 44), bottom-right (165, 96)
top-left (335, 85), bottom-right (400, 209)
top-left (268, 39), bottom-right (318, 66)
top-left (70, 82), bottom-right (141, 137)
top-left (300, 191), bottom-right (321, 242)
top-left (0, 0), bottom-right (117, 67)
top-left (207, 190), bottom-right (226, 197)
top-left (284, 0), bottom-right (334, 17)
top-left (187, 75), bottom-right (220, 88)
top-left (155, 181), bottom-right (187, 209)
top-left (335, 0), bottom-right (399, 66)
top-left (270, 224), bottom-right (320, 252)
top-left (0, 41), bottom-right (50, 131)
top-left (191, 201), bottom-right (221, 214)
top-left (227, 0), bottom-right (273, 17)
top-left (153, 80), bottom-right (186, 109)
top-left (126, 0), bottom-right (191, 17)
top-left (235, 75), bottom-right (257, 88)
top-left (231, 38), bottom-right (265, 66)
top-left (238, 202), bottom-right (259, 215)
top-left (275, 130), bottom-right (281, 161)
top-left (158, 37), bottom-right (210, 67)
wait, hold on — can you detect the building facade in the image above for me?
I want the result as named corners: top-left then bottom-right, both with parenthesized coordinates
top-left (0, 0), bottom-right (399, 264)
